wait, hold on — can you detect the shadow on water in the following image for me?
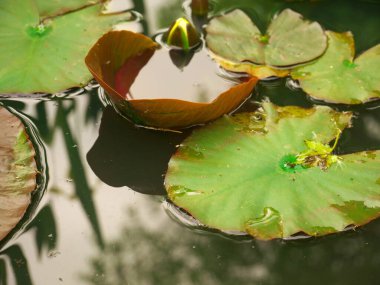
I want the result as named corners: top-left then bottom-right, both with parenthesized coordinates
top-left (87, 106), bottom-right (191, 195)
top-left (80, 204), bottom-right (380, 285)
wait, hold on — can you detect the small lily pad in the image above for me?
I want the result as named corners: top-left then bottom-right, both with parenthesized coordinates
top-left (291, 31), bottom-right (380, 104)
top-left (85, 30), bottom-right (257, 129)
top-left (0, 0), bottom-right (132, 94)
top-left (0, 107), bottom-right (37, 241)
top-left (165, 102), bottom-right (380, 239)
top-left (206, 9), bottom-right (327, 72)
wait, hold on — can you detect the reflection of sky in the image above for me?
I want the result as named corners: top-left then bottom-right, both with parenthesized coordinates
top-left (129, 49), bottom-right (235, 103)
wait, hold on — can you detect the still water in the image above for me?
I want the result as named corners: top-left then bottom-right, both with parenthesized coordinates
top-left (1, 0), bottom-right (380, 284)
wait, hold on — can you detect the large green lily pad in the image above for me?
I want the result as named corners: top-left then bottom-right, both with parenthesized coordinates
top-left (0, 107), bottom-right (37, 241)
top-left (165, 103), bottom-right (380, 240)
top-left (35, 0), bottom-right (96, 17)
top-left (292, 31), bottom-right (380, 104)
top-left (206, 9), bottom-right (327, 68)
top-left (0, 0), bottom-right (132, 94)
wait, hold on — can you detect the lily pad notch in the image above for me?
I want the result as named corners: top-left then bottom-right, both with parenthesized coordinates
top-left (205, 8), bottom-right (327, 78)
top-left (165, 102), bottom-right (380, 240)
top-left (291, 31), bottom-right (380, 104)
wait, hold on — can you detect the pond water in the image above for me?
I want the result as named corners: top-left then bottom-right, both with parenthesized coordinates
top-left (1, 0), bottom-right (380, 284)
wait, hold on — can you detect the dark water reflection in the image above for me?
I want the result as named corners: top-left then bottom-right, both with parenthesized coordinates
top-left (87, 106), bottom-right (190, 195)
top-left (1, 0), bottom-right (380, 284)
top-left (81, 203), bottom-right (380, 285)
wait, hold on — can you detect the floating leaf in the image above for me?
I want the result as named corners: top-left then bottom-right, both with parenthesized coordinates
top-left (0, 0), bottom-right (132, 94)
top-left (165, 102), bottom-right (380, 240)
top-left (291, 31), bottom-right (380, 104)
top-left (0, 107), bottom-right (37, 241)
top-left (206, 9), bottom-right (327, 68)
top-left (85, 30), bottom-right (257, 129)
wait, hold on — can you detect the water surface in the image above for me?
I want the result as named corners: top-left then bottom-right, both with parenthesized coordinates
top-left (1, 0), bottom-right (380, 284)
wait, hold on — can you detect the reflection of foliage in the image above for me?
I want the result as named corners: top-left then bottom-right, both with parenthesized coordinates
top-left (132, 0), bottom-right (149, 35)
top-left (0, 245), bottom-right (33, 285)
top-left (0, 259), bottom-right (6, 285)
top-left (80, 207), bottom-right (267, 285)
top-left (0, 92), bottom-right (105, 283)
top-left (55, 99), bottom-right (104, 248)
top-left (26, 205), bottom-right (57, 258)
top-left (80, 203), bottom-right (380, 285)
top-left (0, 204), bottom-right (57, 285)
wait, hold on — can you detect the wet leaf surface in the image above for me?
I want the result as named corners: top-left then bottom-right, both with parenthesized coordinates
top-left (0, 107), bottom-right (37, 241)
top-left (86, 30), bottom-right (257, 129)
top-left (206, 8), bottom-right (327, 76)
top-left (35, 0), bottom-right (97, 17)
top-left (292, 31), bottom-right (380, 104)
top-left (0, 0), bottom-right (132, 94)
top-left (165, 102), bottom-right (380, 240)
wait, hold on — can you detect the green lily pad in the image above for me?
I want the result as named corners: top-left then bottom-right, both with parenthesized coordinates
top-left (35, 0), bottom-right (96, 17)
top-left (206, 9), bottom-right (327, 68)
top-left (165, 102), bottom-right (380, 240)
top-left (0, 0), bottom-right (132, 94)
top-left (291, 31), bottom-right (380, 104)
top-left (0, 107), bottom-right (37, 241)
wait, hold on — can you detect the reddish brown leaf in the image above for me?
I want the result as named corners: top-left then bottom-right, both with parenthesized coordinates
top-left (85, 30), bottom-right (258, 129)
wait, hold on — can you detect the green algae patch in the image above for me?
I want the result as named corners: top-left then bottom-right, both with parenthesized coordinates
top-left (165, 102), bottom-right (380, 240)
top-left (292, 31), bottom-right (380, 104)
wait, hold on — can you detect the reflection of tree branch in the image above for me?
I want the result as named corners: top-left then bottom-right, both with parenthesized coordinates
top-left (57, 102), bottom-right (104, 249)
top-left (2, 245), bottom-right (33, 285)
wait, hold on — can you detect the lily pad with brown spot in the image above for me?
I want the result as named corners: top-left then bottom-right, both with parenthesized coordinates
top-left (0, 107), bottom-right (37, 241)
top-left (165, 102), bottom-right (380, 240)
top-left (85, 30), bottom-right (257, 129)
top-left (291, 31), bottom-right (380, 104)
